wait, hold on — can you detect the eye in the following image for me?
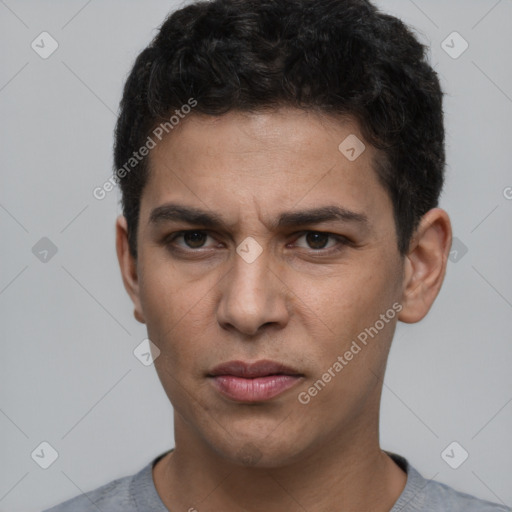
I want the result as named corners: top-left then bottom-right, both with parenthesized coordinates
top-left (292, 231), bottom-right (350, 252)
top-left (165, 230), bottom-right (217, 250)
top-left (163, 229), bottom-right (351, 255)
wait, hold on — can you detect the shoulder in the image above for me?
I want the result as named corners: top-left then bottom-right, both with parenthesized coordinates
top-left (388, 452), bottom-right (511, 512)
top-left (422, 478), bottom-right (511, 511)
top-left (42, 474), bottom-right (134, 512)
top-left (42, 453), bottom-right (168, 512)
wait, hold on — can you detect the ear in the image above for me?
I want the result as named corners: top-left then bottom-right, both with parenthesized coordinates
top-left (115, 215), bottom-right (146, 324)
top-left (398, 208), bottom-right (452, 323)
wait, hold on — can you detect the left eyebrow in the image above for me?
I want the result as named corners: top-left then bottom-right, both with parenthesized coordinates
top-left (148, 203), bottom-right (370, 231)
top-left (273, 206), bottom-right (369, 230)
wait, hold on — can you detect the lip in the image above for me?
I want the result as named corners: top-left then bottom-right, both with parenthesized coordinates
top-left (209, 360), bottom-right (301, 378)
top-left (208, 360), bottom-right (303, 403)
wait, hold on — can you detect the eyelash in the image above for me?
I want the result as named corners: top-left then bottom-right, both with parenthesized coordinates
top-left (163, 230), bottom-right (352, 256)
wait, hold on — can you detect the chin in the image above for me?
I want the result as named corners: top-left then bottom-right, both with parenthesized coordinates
top-left (206, 429), bottom-right (313, 469)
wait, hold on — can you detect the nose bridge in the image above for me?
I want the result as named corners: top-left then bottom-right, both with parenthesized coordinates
top-left (232, 245), bottom-right (268, 298)
top-left (218, 240), bottom-right (287, 335)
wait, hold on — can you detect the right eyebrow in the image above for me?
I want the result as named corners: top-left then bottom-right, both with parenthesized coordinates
top-left (149, 204), bottom-right (227, 229)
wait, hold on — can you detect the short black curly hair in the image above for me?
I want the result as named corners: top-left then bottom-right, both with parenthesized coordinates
top-left (114, 0), bottom-right (445, 259)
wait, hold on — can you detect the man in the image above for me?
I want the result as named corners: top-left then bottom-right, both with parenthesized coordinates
top-left (45, 0), bottom-right (510, 510)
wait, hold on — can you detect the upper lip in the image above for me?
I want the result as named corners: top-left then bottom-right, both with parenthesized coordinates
top-left (208, 360), bottom-right (302, 378)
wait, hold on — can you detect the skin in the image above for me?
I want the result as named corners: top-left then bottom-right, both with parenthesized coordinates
top-left (116, 107), bottom-right (452, 511)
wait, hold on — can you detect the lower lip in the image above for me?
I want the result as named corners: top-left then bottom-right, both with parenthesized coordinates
top-left (210, 375), bottom-right (301, 402)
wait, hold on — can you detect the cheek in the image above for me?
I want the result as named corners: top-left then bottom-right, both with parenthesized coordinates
top-left (301, 263), bottom-right (398, 367)
top-left (138, 253), bottom-right (207, 331)
top-left (146, 300), bottom-right (213, 415)
top-left (138, 257), bottom-right (221, 372)
top-left (296, 266), bottom-right (378, 331)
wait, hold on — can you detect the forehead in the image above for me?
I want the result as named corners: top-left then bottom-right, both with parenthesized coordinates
top-left (141, 108), bottom-right (392, 231)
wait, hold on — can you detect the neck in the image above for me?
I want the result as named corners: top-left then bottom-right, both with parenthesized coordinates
top-left (153, 413), bottom-right (406, 511)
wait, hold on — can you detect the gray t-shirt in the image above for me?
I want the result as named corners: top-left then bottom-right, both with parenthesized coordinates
top-left (43, 451), bottom-right (510, 511)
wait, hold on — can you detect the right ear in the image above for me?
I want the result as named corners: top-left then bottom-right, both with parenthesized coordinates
top-left (115, 215), bottom-right (146, 324)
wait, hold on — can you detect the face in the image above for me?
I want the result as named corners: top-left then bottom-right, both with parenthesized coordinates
top-left (126, 108), bottom-right (407, 466)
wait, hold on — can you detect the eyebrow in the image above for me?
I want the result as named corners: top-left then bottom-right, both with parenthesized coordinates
top-left (148, 203), bottom-right (370, 230)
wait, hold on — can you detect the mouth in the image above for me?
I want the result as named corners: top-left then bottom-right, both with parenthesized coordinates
top-left (207, 360), bottom-right (304, 403)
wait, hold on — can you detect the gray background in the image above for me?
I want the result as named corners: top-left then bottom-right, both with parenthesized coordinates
top-left (1, 1), bottom-right (511, 510)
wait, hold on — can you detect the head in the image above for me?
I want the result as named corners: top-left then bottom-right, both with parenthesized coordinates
top-left (115, 0), bottom-right (451, 467)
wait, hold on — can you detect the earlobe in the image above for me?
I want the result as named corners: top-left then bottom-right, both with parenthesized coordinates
top-left (115, 215), bottom-right (146, 324)
top-left (398, 208), bottom-right (452, 324)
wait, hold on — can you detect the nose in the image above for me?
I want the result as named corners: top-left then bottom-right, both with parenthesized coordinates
top-left (216, 247), bottom-right (290, 337)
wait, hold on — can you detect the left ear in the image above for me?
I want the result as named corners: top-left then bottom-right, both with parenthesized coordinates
top-left (398, 208), bottom-right (452, 324)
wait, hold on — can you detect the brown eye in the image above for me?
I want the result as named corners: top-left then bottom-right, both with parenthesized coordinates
top-left (163, 230), bottom-right (221, 254)
top-left (292, 231), bottom-right (350, 254)
top-left (305, 232), bottom-right (330, 249)
top-left (183, 231), bottom-right (208, 248)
